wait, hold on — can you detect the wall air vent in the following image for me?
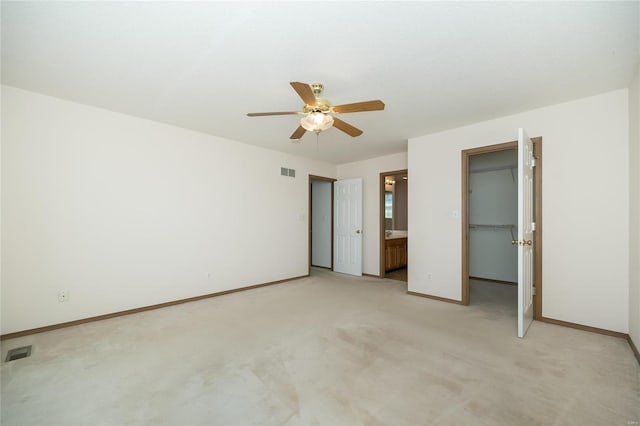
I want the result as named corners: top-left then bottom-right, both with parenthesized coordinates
top-left (5, 345), bottom-right (32, 362)
top-left (281, 167), bottom-right (296, 178)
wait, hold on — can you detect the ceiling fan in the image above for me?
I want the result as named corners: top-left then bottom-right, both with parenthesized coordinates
top-left (247, 82), bottom-right (385, 140)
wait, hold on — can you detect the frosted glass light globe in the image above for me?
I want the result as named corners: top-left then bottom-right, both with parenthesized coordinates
top-left (300, 112), bottom-right (334, 132)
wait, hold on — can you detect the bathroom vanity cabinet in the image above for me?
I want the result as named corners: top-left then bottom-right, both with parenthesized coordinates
top-left (385, 237), bottom-right (407, 271)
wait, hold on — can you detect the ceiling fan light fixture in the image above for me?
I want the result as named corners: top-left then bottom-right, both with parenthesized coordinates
top-left (247, 81), bottom-right (381, 139)
top-left (300, 112), bottom-right (334, 132)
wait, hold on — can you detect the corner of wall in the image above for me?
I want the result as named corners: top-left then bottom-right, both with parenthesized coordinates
top-left (628, 64), bottom-right (640, 347)
top-left (0, 85), bottom-right (338, 334)
top-left (408, 89), bottom-right (632, 328)
top-left (336, 151), bottom-right (409, 275)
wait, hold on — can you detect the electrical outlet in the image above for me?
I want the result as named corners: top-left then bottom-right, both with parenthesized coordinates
top-left (58, 290), bottom-right (69, 303)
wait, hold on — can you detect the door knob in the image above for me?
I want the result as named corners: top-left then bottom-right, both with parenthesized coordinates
top-left (356, 229), bottom-right (361, 234)
top-left (512, 240), bottom-right (533, 246)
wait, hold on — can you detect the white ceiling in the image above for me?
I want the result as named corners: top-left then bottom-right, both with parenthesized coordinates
top-left (2, 2), bottom-right (639, 164)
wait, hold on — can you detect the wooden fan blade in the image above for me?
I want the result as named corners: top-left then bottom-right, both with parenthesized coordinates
top-left (290, 82), bottom-right (317, 106)
top-left (333, 117), bottom-right (363, 137)
top-left (247, 111), bottom-right (299, 117)
top-left (290, 125), bottom-right (306, 140)
top-left (333, 100), bottom-right (385, 114)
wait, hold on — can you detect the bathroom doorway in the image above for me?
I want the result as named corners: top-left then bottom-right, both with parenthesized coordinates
top-left (379, 169), bottom-right (408, 280)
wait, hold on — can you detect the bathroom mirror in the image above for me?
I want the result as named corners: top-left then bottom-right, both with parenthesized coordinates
top-left (384, 174), bottom-right (408, 231)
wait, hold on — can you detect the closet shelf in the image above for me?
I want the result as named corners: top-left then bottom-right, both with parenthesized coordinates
top-left (469, 224), bottom-right (516, 240)
top-left (469, 224), bottom-right (515, 228)
top-left (470, 165), bottom-right (516, 174)
top-left (470, 165), bottom-right (516, 182)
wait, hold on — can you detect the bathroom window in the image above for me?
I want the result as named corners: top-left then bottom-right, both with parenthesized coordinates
top-left (385, 191), bottom-right (393, 219)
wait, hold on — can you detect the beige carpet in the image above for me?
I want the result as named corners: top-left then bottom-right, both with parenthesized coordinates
top-left (469, 278), bottom-right (517, 317)
top-left (1, 269), bottom-right (639, 425)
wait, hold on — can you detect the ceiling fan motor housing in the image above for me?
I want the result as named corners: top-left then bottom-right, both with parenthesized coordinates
top-left (301, 82), bottom-right (332, 113)
top-left (303, 100), bottom-right (332, 114)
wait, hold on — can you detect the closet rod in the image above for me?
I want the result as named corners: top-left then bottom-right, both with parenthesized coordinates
top-left (469, 224), bottom-right (517, 240)
top-left (469, 165), bottom-right (516, 174)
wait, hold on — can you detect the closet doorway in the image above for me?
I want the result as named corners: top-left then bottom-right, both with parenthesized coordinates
top-left (309, 175), bottom-right (336, 274)
top-left (461, 139), bottom-right (542, 320)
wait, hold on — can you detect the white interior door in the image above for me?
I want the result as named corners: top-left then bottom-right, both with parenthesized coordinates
top-left (334, 178), bottom-right (363, 276)
top-left (517, 128), bottom-right (535, 338)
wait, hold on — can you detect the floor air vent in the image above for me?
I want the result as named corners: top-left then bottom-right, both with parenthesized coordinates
top-left (5, 345), bottom-right (32, 362)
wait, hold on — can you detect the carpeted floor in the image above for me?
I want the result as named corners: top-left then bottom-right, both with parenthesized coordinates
top-left (1, 268), bottom-right (638, 425)
top-left (469, 278), bottom-right (517, 316)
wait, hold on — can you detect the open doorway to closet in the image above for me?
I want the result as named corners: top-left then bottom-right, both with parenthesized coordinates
top-left (467, 148), bottom-right (518, 317)
top-left (309, 175), bottom-right (336, 274)
top-left (379, 169), bottom-right (408, 281)
top-left (461, 139), bottom-right (542, 321)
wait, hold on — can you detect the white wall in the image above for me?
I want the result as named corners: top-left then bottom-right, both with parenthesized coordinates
top-left (337, 152), bottom-right (408, 275)
top-left (311, 180), bottom-right (331, 268)
top-left (0, 86), bottom-right (336, 335)
top-left (629, 65), bottom-right (640, 346)
top-left (409, 89), bottom-right (629, 333)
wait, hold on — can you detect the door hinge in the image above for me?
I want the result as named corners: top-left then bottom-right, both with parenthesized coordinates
top-left (533, 287), bottom-right (536, 296)
top-left (531, 222), bottom-right (536, 231)
top-left (531, 158), bottom-right (536, 168)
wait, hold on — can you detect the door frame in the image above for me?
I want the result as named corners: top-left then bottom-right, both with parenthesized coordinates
top-left (379, 169), bottom-right (409, 278)
top-left (309, 175), bottom-right (336, 274)
top-left (461, 138), bottom-right (542, 320)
